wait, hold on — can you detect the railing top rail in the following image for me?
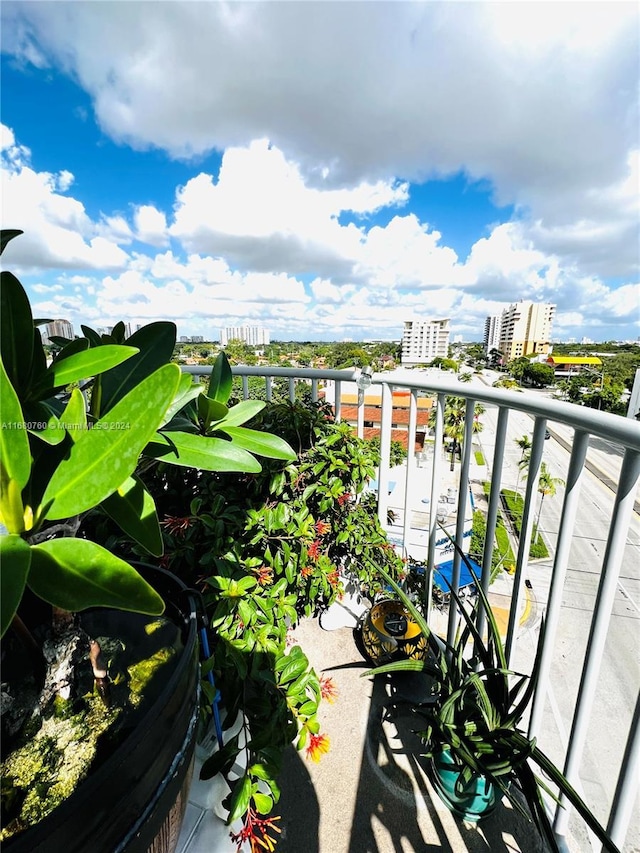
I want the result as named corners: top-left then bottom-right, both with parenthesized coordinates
top-left (182, 365), bottom-right (361, 382)
top-left (182, 364), bottom-right (640, 451)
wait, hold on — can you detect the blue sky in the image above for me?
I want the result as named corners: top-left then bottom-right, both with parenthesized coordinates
top-left (1, 2), bottom-right (638, 343)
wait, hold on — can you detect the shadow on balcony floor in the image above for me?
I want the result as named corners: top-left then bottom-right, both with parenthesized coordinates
top-left (277, 618), bottom-right (551, 853)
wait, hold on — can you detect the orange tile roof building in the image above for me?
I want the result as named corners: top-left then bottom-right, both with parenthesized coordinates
top-left (331, 389), bottom-right (433, 452)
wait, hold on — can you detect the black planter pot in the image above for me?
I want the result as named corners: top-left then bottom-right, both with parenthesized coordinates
top-left (4, 565), bottom-right (201, 853)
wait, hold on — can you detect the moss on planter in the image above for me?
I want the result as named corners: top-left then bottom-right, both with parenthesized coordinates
top-left (1, 637), bottom-right (176, 840)
top-left (127, 646), bottom-right (175, 708)
top-left (1, 696), bottom-right (121, 836)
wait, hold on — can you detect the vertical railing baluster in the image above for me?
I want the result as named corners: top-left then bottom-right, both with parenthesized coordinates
top-left (554, 449), bottom-right (640, 841)
top-left (376, 383), bottom-right (393, 530)
top-left (426, 393), bottom-right (445, 627)
top-left (334, 381), bottom-right (342, 422)
top-left (478, 406), bottom-right (509, 640)
top-left (402, 389), bottom-right (418, 555)
top-left (529, 430), bottom-right (589, 740)
top-left (606, 691), bottom-right (640, 851)
top-left (446, 397), bottom-right (475, 647)
top-left (505, 417), bottom-right (546, 667)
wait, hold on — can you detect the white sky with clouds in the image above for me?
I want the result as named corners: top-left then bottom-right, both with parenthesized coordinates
top-left (1, 1), bottom-right (638, 342)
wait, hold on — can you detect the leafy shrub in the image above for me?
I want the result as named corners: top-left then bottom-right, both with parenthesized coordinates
top-left (500, 490), bottom-right (549, 559)
top-left (367, 435), bottom-right (408, 468)
top-left (114, 399), bottom-right (404, 844)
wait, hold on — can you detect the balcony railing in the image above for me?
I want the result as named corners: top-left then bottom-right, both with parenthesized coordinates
top-left (184, 364), bottom-right (640, 852)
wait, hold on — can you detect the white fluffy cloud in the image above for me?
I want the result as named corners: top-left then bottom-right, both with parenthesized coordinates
top-left (169, 139), bottom-right (406, 276)
top-left (1, 123), bottom-right (129, 271)
top-left (2, 122), bottom-right (637, 341)
top-left (1, 0), bottom-right (638, 344)
top-left (134, 205), bottom-right (168, 247)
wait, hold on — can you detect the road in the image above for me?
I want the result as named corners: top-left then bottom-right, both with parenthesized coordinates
top-left (471, 374), bottom-right (640, 851)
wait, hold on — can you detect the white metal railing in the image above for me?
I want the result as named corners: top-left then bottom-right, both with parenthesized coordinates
top-left (184, 363), bottom-right (640, 852)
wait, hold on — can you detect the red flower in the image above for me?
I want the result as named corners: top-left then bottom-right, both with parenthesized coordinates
top-left (337, 493), bottom-right (351, 506)
top-left (305, 732), bottom-right (330, 763)
top-left (327, 570), bottom-right (340, 588)
top-left (230, 806), bottom-right (281, 853)
top-left (319, 675), bottom-right (339, 704)
top-left (315, 520), bottom-right (331, 535)
top-left (301, 565), bottom-right (314, 578)
top-left (253, 565), bottom-right (274, 586)
top-left (307, 539), bottom-right (321, 560)
top-left (161, 515), bottom-right (192, 536)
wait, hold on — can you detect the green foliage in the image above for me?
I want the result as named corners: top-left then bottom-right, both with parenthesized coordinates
top-left (115, 399), bottom-right (404, 832)
top-left (429, 356), bottom-right (459, 372)
top-left (365, 556), bottom-right (621, 853)
top-left (367, 435), bottom-right (408, 468)
top-left (470, 507), bottom-right (515, 581)
top-left (428, 396), bottom-right (485, 471)
top-left (506, 356), bottom-right (533, 382)
top-left (523, 362), bottom-right (555, 387)
top-left (0, 230), bottom-right (295, 636)
top-left (500, 490), bottom-right (550, 560)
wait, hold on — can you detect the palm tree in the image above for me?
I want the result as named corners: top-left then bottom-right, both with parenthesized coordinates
top-left (535, 462), bottom-right (565, 530)
top-left (430, 397), bottom-right (485, 471)
top-left (514, 434), bottom-right (532, 494)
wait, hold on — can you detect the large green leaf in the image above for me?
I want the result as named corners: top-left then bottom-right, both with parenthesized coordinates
top-left (98, 322), bottom-right (177, 414)
top-left (0, 359), bottom-right (31, 488)
top-left (1, 270), bottom-right (34, 395)
top-left (31, 345), bottom-right (139, 399)
top-left (51, 337), bottom-right (90, 362)
top-left (28, 538), bottom-right (165, 614)
top-left (0, 534), bottom-right (31, 637)
top-left (29, 327), bottom-right (47, 392)
top-left (207, 351), bottom-right (233, 403)
top-left (80, 324), bottom-right (102, 347)
top-left (146, 432), bottom-right (262, 472)
top-left (41, 363), bottom-right (181, 519)
top-left (159, 372), bottom-right (204, 428)
top-left (101, 475), bottom-right (163, 556)
top-left (23, 401), bottom-right (65, 446)
top-left (198, 394), bottom-right (228, 430)
top-left (58, 388), bottom-right (87, 442)
top-left (227, 775), bottom-right (252, 825)
top-left (214, 399), bottom-right (265, 428)
top-left (219, 426), bottom-right (296, 460)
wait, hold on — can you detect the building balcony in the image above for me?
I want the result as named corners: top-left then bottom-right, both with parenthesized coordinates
top-left (180, 364), bottom-right (639, 853)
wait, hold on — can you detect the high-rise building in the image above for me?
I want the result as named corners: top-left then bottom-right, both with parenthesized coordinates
top-left (42, 319), bottom-right (74, 345)
top-left (484, 315), bottom-right (502, 353)
top-left (220, 326), bottom-right (270, 347)
top-left (498, 301), bottom-right (555, 361)
top-left (401, 319), bottom-right (450, 366)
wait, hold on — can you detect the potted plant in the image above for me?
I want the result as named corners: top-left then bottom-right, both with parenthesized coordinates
top-left (0, 229), bottom-right (296, 851)
top-left (363, 554), bottom-right (621, 853)
top-left (112, 397), bottom-right (406, 851)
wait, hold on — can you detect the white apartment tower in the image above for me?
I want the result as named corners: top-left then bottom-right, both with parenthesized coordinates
top-left (498, 301), bottom-right (555, 361)
top-left (220, 326), bottom-right (270, 347)
top-left (42, 319), bottom-right (74, 345)
top-left (484, 315), bottom-right (502, 353)
top-left (401, 319), bottom-right (450, 366)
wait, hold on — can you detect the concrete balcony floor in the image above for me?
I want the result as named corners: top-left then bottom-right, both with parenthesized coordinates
top-left (177, 614), bottom-right (567, 853)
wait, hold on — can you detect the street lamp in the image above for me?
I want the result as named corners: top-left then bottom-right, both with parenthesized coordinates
top-left (356, 365), bottom-right (373, 405)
